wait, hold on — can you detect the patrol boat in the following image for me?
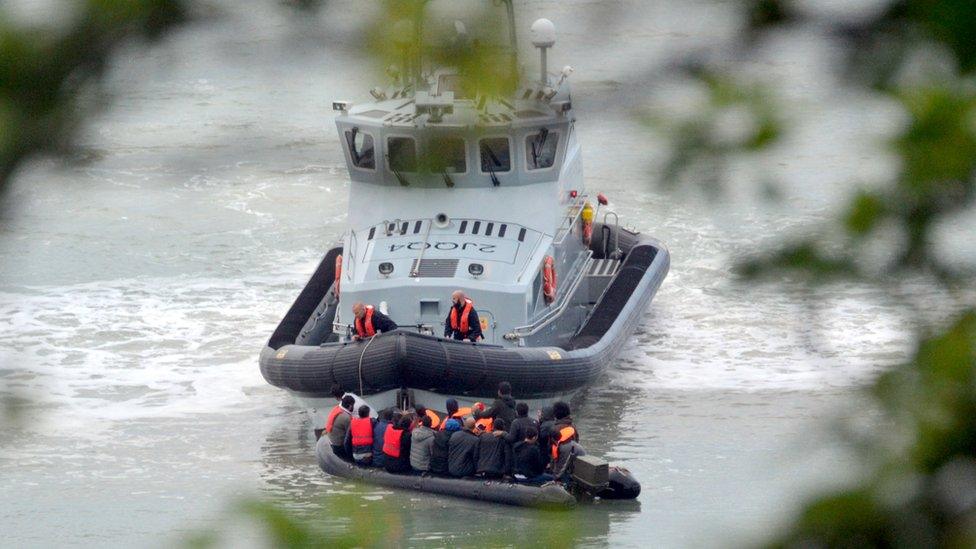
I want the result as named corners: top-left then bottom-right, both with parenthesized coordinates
top-left (259, 2), bottom-right (670, 420)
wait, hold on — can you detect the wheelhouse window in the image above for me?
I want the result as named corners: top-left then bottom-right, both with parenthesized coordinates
top-left (480, 137), bottom-right (511, 173)
top-left (526, 129), bottom-right (559, 170)
top-left (428, 137), bottom-right (467, 173)
top-left (387, 137), bottom-right (417, 172)
top-left (345, 129), bottom-right (374, 170)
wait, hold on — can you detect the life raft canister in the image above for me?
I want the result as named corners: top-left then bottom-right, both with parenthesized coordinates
top-left (542, 256), bottom-right (557, 305)
top-left (325, 404), bottom-right (343, 433)
top-left (333, 255), bottom-right (342, 299)
top-left (355, 305), bottom-right (376, 338)
top-left (449, 298), bottom-right (475, 335)
top-left (382, 424), bottom-right (403, 458)
top-left (551, 425), bottom-right (577, 459)
top-left (581, 202), bottom-right (594, 245)
top-left (350, 417), bottom-right (373, 447)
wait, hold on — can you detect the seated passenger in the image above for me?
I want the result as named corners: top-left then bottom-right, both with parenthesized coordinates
top-left (345, 405), bottom-right (375, 466)
top-left (416, 405), bottom-right (441, 430)
top-left (505, 402), bottom-right (539, 444)
top-left (352, 302), bottom-right (398, 340)
top-left (410, 414), bottom-right (436, 474)
top-left (513, 427), bottom-right (553, 484)
top-left (383, 416), bottom-right (413, 474)
top-left (327, 395), bottom-right (355, 460)
top-left (447, 417), bottom-right (481, 478)
top-left (537, 405), bottom-right (557, 469)
top-left (475, 418), bottom-right (512, 480)
top-left (371, 408), bottom-right (392, 468)
top-left (550, 403), bottom-right (584, 481)
top-left (431, 418), bottom-right (460, 475)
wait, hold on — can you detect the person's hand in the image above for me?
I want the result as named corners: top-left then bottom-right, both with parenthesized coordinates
top-left (492, 431), bottom-right (504, 438)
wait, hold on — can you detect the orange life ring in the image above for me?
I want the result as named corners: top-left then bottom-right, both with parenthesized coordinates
top-left (333, 255), bottom-right (342, 299)
top-left (542, 255), bottom-right (556, 304)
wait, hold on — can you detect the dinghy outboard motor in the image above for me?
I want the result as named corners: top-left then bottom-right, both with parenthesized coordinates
top-left (568, 455), bottom-right (642, 500)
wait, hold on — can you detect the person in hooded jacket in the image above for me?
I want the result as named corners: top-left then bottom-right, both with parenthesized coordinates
top-left (475, 418), bottom-right (513, 479)
top-left (537, 405), bottom-right (557, 468)
top-left (371, 408), bottom-right (392, 468)
top-left (383, 416), bottom-right (413, 474)
top-left (409, 414), bottom-right (436, 473)
top-left (505, 402), bottom-right (539, 444)
top-left (472, 381), bottom-right (518, 426)
top-left (548, 401), bottom-right (582, 480)
top-left (431, 418), bottom-right (460, 475)
top-left (513, 427), bottom-right (553, 484)
top-left (447, 417), bottom-right (480, 478)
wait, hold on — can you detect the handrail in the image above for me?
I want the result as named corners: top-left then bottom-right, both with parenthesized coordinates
top-left (552, 194), bottom-right (587, 246)
top-left (511, 250), bottom-right (592, 337)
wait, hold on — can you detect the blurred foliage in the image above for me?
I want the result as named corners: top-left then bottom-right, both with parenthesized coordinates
top-left (646, 0), bottom-right (976, 546)
top-left (0, 0), bottom-right (186, 189)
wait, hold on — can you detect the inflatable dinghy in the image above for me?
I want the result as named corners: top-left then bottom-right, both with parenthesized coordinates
top-left (315, 437), bottom-right (640, 509)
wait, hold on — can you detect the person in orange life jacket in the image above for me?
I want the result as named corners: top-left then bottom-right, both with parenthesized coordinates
top-left (371, 408), bottom-right (393, 468)
top-left (327, 395), bottom-right (356, 460)
top-left (414, 405), bottom-right (441, 430)
top-left (321, 383), bottom-right (345, 438)
top-left (443, 290), bottom-right (482, 342)
top-left (548, 401), bottom-right (583, 480)
top-left (351, 302), bottom-right (398, 340)
top-left (439, 398), bottom-right (473, 430)
top-left (473, 381), bottom-right (518, 426)
top-left (383, 416), bottom-right (413, 474)
top-left (343, 404), bottom-right (375, 466)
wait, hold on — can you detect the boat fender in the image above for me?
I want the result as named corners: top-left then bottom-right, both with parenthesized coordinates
top-left (542, 256), bottom-right (557, 304)
top-left (333, 255), bottom-right (342, 299)
top-left (581, 202), bottom-right (594, 245)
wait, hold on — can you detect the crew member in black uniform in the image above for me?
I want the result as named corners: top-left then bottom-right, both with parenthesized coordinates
top-left (444, 290), bottom-right (483, 342)
top-left (352, 301), bottom-right (398, 340)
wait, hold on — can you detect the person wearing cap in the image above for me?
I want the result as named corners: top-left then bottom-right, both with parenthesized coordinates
top-left (430, 418), bottom-right (460, 475)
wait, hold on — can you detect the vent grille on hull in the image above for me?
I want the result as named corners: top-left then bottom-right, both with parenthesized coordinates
top-left (410, 258), bottom-right (459, 278)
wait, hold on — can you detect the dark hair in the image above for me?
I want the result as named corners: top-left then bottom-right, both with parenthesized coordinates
top-left (552, 401), bottom-right (570, 420)
top-left (330, 383), bottom-right (344, 400)
top-left (540, 406), bottom-right (555, 422)
top-left (379, 408), bottom-right (393, 421)
top-left (341, 395), bottom-right (356, 410)
top-left (421, 414), bottom-right (432, 428)
top-left (415, 406), bottom-right (427, 418)
top-left (516, 402), bottom-right (528, 417)
top-left (358, 405), bottom-right (370, 418)
top-left (446, 398), bottom-right (459, 415)
top-left (498, 381), bottom-right (512, 396)
top-left (398, 416), bottom-right (413, 430)
top-left (392, 411), bottom-right (403, 425)
top-left (524, 427), bottom-right (539, 440)
top-left (493, 418), bottom-right (506, 431)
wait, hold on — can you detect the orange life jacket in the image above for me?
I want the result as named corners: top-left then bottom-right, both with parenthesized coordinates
top-left (440, 407), bottom-right (473, 430)
top-left (551, 426), bottom-right (577, 459)
top-left (449, 299), bottom-right (474, 335)
top-left (424, 409), bottom-right (441, 430)
top-left (350, 417), bottom-right (373, 447)
top-left (475, 417), bottom-right (494, 433)
top-left (355, 305), bottom-right (376, 338)
top-left (324, 404), bottom-right (343, 433)
top-left (382, 424), bottom-right (403, 458)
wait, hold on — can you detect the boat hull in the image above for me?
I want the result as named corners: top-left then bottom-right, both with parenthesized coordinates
top-left (259, 234), bottom-right (669, 402)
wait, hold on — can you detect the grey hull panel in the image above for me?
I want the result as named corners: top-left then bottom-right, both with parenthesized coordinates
top-left (315, 437), bottom-right (576, 509)
top-left (260, 235), bottom-right (669, 401)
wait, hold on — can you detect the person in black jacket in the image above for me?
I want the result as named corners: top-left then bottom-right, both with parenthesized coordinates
top-left (476, 418), bottom-right (513, 479)
top-left (473, 381), bottom-right (517, 426)
top-left (352, 302), bottom-right (398, 340)
top-left (505, 402), bottom-right (539, 444)
top-left (383, 416), bottom-right (413, 474)
top-left (443, 291), bottom-right (483, 341)
top-left (513, 427), bottom-right (553, 484)
top-left (431, 418), bottom-right (460, 475)
top-left (448, 417), bottom-right (480, 477)
top-left (537, 405), bottom-right (556, 468)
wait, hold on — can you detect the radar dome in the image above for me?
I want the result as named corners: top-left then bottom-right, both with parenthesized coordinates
top-left (530, 18), bottom-right (556, 48)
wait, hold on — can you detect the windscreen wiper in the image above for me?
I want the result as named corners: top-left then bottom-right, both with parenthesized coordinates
top-left (482, 145), bottom-right (501, 187)
top-left (531, 128), bottom-right (549, 167)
